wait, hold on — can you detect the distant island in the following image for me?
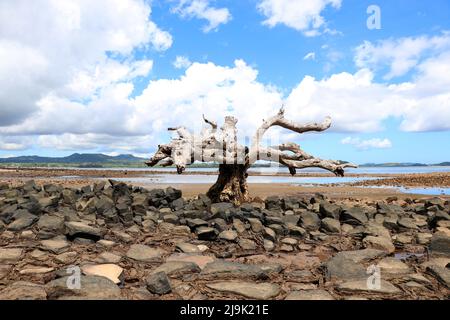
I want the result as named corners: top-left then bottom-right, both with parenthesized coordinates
top-left (0, 153), bottom-right (449, 168)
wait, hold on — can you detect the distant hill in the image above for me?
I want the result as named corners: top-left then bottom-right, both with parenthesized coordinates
top-left (1, 153), bottom-right (449, 168)
top-left (0, 153), bottom-right (145, 165)
top-left (435, 162), bottom-right (450, 166)
top-left (360, 162), bottom-right (428, 167)
top-left (360, 162), bottom-right (450, 167)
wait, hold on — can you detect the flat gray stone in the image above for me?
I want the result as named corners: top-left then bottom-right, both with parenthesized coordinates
top-left (202, 260), bottom-right (265, 278)
top-left (7, 211), bottom-right (38, 231)
top-left (325, 255), bottom-right (366, 281)
top-left (337, 280), bottom-right (401, 294)
top-left (426, 265), bottom-right (450, 289)
top-left (363, 236), bottom-right (395, 253)
top-left (96, 252), bottom-right (122, 264)
top-left (46, 275), bottom-right (122, 300)
top-left (207, 281), bottom-right (280, 299)
top-left (37, 214), bottom-right (65, 232)
top-left (175, 242), bottom-right (203, 254)
top-left (429, 234), bottom-right (450, 257)
top-left (0, 281), bottom-right (47, 300)
top-left (151, 261), bottom-right (201, 276)
top-left (285, 289), bottom-right (334, 300)
top-left (40, 236), bottom-right (70, 254)
top-left (335, 249), bottom-right (386, 264)
top-left (126, 244), bottom-right (164, 262)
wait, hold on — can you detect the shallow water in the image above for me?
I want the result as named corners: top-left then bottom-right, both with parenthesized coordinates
top-left (397, 186), bottom-right (450, 196)
top-left (113, 174), bottom-right (379, 185)
top-left (368, 185), bottom-right (450, 196)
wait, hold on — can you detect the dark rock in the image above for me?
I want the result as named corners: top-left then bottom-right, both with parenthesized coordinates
top-left (64, 221), bottom-right (104, 241)
top-left (265, 196), bottom-right (281, 210)
top-left (163, 214), bottom-right (179, 224)
top-left (210, 202), bottom-right (234, 220)
top-left (46, 275), bottom-right (122, 299)
top-left (145, 271), bottom-right (171, 294)
top-left (265, 215), bottom-right (284, 225)
top-left (398, 217), bottom-right (417, 230)
top-left (23, 180), bottom-right (40, 193)
top-left (148, 188), bottom-right (166, 207)
top-left (429, 234), bottom-right (450, 257)
top-left (0, 204), bottom-right (18, 224)
top-left (151, 261), bottom-right (201, 276)
top-left (426, 265), bottom-right (450, 289)
top-left (321, 218), bottom-right (341, 233)
top-left (171, 197), bottom-right (185, 211)
top-left (94, 196), bottom-right (114, 215)
top-left (37, 214), bottom-right (65, 234)
top-left (93, 181), bottom-right (106, 193)
top-left (320, 202), bottom-right (341, 219)
top-left (7, 210), bottom-right (38, 231)
top-left (283, 196), bottom-right (301, 210)
top-left (299, 211), bottom-right (321, 231)
top-left (425, 197), bottom-right (444, 209)
top-left (62, 189), bottom-right (77, 205)
top-left (383, 215), bottom-right (398, 230)
top-left (340, 207), bottom-right (368, 225)
top-left (377, 202), bottom-right (404, 215)
top-left (240, 203), bottom-right (255, 212)
top-left (325, 255), bottom-right (367, 281)
top-left (210, 218), bottom-right (227, 232)
top-left (310, 193), bottom-right (326, 203)
top-left (428, 211), bottom-right (450, 228)
top-left (186, 218), bottom-right (208, 229)
top-left (267, 224), bottom-right (285, 236)
top-left (165, 187), bottom-right (182, 202)
top-left (286, 223), bottom-right (307, 238)
top-left (195, 226), bottom-right (218, 240)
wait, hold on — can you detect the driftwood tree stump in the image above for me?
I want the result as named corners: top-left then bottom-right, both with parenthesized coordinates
top-left (146, 107), bottom-right (357, 205)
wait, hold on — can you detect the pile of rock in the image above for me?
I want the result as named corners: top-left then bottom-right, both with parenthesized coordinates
top-left (0, 180), bottom-right (449, 300)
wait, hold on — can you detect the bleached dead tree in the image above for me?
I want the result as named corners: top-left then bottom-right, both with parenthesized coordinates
top-left (146, 107), bottom-right (357, 205)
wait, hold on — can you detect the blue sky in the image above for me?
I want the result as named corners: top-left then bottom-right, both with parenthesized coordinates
top-left (0, 0), bottom-right (450, 164)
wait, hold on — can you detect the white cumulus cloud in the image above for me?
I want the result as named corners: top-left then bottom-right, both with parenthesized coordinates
top-left (341, 137), bottom-right (392, 150)
top-left (257, 0), bottom-right (342, 36)
top-left (355, 32), bottom-right (450, 79)
top-left (0, 0), bottom-right (171, 126)
top-left (173, 56), bottom-right (193, 69)
top-left (172, 0), bottom-right (232, 32)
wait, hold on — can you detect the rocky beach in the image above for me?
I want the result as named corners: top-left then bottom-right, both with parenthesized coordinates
top-left (0, 178), bottom-right (449, 300)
